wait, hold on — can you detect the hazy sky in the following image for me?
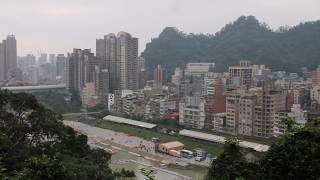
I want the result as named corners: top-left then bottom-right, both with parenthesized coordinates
top-left (1, 0), bottom-right (320, 56)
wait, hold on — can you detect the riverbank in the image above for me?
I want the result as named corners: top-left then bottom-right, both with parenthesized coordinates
top-left (64, 121), bottom-right (210, 179)
top-left (110, 151), bottom-right (207, 180)
top-left (64, 121), bottom-right (215, 166)
top-left (97, 121), bottom-right (224, 156)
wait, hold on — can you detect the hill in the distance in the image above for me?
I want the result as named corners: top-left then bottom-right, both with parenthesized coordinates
top-left (143, 16), bottom-right (320, 74)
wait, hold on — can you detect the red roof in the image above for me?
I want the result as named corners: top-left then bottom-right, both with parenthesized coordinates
top-left (163, 112), bottom-right (179, 121)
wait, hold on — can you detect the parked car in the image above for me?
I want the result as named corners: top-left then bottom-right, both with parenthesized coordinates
top-left (195, 156), bottom-right (206, 162)
top-left (181, 149), bottom-right (194, 159)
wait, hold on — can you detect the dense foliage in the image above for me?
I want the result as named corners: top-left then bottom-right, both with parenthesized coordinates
top-left (206, 119), bottom-right (320, 180)
top-left (0, 90), bottom-right (134, 179)
top-left (206, 137), bottom-right (258, 180)
top-left (144, 16), bottom-right (320, 74)
top-left (33, 89), bottom-right (81, 113)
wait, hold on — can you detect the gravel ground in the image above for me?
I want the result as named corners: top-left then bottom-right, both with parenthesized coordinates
top-left (64, 121), bottom-right (212, 167)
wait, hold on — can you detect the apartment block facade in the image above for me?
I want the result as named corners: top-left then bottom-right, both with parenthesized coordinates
top-left (238, 94), bottom-right (256, 136)
top-left (179, 96), bottom-right (206, 129)
top-left (0, 35), bottom-right (17, 81)
top-left (225, 92), bottom-right (240, 134)
top-left (228, 60), bottom-right (253, 89)
top-left (253, 89), bottom-right (286, 138)
top-left (96, 32), bottom-right (138, 92)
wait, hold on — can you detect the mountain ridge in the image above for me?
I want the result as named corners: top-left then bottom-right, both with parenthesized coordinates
top-left (143, 15), bottom-right (320, 74)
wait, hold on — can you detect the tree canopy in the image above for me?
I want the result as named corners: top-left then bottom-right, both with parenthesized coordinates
top-left (0, 90), bottom-right (134, 179)
top-left (206, 117), bottom-right (320, 180)
top-left (144, 16), bottom-right (320, 74)
top-left (33, 90), bottom-right (81, 113)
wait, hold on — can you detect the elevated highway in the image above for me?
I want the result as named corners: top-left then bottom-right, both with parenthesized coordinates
top-left (0, 84), bottom-right (67, 92)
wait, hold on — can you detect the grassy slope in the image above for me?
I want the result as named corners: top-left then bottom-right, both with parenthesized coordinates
top-left (62, 114), bottom-right (81, 121)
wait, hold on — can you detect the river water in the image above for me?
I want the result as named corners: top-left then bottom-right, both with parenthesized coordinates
top-left (110, 150), bottom-right (208, 180)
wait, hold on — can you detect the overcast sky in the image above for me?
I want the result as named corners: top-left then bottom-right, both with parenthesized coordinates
top-left (1, 0), bottom-right (320, 56)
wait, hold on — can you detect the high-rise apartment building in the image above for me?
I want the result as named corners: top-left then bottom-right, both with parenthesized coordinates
top-left (0, 42), bottom-right (5, 81)
top-left (310, 66), bottom-right (320, 86)
top-left (154, 64), bottom-right (164, 88)
top-left (137, 56), bottom-right (146, 89)
top-left (99, 33), bottom-right (117, 91)
top-left (171, 67), bottom-right (183, 85)
top-left (38, 63), bottom-right (56, 83)
top-left (203, 74), bottom-right (215, 95)
top-left (138, 69), bottom-right (147, 89)
top-left (225, 92), bottom-right (240, 134)
top-left (49, 54), bottom-right (56, 65)
top-left (66, 49), bottom-right (92, 92)
top-left (84, 55), bottom-right (102, 83)
top-left (224, 84), bottom-right (285, 138)
top-left (179, 96), bottom-right (206, 129)
top-left (0, 35), bottom-right (17, 81)
top-left (228, 60), bottom-right (253, 89)
top-left (38, 53), bottom-right (47, 65)
top-left (118, 32), bottom-right (138, 90)
top-left (311, 86), bottom-right (320, 104)
top-left (253, 85), bottom-right (286, 138)
top-left (178, 76), bottom-right (204, 99)
top-left (56, 54), bottom-right (66, 82)
top-left (18, 54), bottom-right (36, 73)
top-left (238, 94), bottom-right (256, 136)
top-left (213, 83), bottom-right (226, 113)
top-left (27, 65), bottom-right (39, 84)
top-left (96, 32), bottom-right (138, 92)
top-left (5, 35), bottom-right (17, 78)
top-left (66, 48), bottom-right (109, 105)
top-left (137, 56), bottom-right (145, 71)
top-left (94, 66), bottom-right (109, 103)
top-left (273, 111), bottom-right (289, 137)
top-left (273, 104), bottom-right (306, 137)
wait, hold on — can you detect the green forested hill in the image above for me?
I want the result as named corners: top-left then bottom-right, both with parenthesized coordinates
top-left (143, 16), bottom-right (320, 73)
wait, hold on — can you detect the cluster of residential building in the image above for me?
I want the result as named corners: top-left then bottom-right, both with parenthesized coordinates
top-left (110, 60), bottom-right (320, 139)
top-left (2, 33), bottom-right (320, 140)
top-left (65, 32), bottom-right (142, 107)
top-left (17, 53), bottom-right (66, 85)
top-left (0, 35), bottom-right (67, 86)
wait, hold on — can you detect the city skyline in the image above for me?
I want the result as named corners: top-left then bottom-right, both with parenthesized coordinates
top-left (1, 0), bottom-right (320, 56)
top-left (1, 1), bottom-right (320, 179)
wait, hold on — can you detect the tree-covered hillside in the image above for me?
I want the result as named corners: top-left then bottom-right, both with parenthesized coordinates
top-left (143, 16), bottom-right (320, 73)
top-left (0, 90), bottom-right (134, 179)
